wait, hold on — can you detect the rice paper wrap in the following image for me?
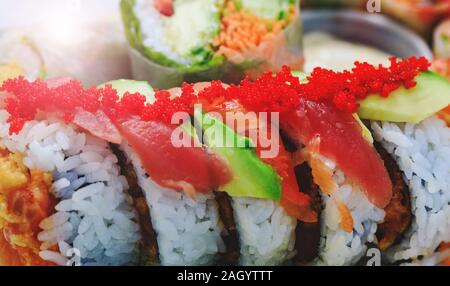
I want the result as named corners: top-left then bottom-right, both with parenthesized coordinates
top-left (121, 0), bottom-right (303, 89)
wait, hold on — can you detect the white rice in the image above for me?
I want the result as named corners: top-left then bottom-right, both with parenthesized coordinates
top-left (231, 197), bottom-right (296, 266)
top-left (371, 116), bottom-right (450, 264)
top-left (0, 110), bottom-right (141, 266)
top-left (313, 155), bottom-right (385, 266)
top-left (134, 0), bottom-right (188, 64)
top-left (120, 143), bottom-right (225, 265)
top-left (134, 0), bottom-right (220, 66)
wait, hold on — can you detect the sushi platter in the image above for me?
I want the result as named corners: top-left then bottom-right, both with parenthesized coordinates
top-left (0, 0), bottom-right (449, 267)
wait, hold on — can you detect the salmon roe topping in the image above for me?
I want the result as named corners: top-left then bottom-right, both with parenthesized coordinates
top-left (0, 57), bottom-right (430, 134)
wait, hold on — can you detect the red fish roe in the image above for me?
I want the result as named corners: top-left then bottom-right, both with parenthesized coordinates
top-left (0, 57), bottom-right (430, 134)
top-left (229, 56), bottom-right (430, 113)
top-left (0, 77), bottom-right (118, 134)
top-left (141, 83), bottom-right (196, 124)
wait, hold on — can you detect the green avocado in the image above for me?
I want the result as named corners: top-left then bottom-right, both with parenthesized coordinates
top-left (100, 79), bottom-right (155, 104)
top-left (358, 72), bottom-right (450, 123)
top-left (195, 110), bottom-right (281, 200)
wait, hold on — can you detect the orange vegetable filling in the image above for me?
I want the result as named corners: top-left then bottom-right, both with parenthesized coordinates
top-left (0, 149), bottom-right (55, 266)
top-left (214, 1), bottom-right (294, 57)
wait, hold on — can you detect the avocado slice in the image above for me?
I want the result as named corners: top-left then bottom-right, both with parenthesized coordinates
top-left (195, 110), bottom-right (282, 200)
top-left (100, 79), bottom-right (155, 104)
top-left (358, 72), bottom-right (450, 123)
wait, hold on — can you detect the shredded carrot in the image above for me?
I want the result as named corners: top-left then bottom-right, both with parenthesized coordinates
top-left (214, 1), bottom-right (289, 56)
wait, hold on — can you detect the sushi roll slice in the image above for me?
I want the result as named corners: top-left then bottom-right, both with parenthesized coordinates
top-left (103, 81), bottom-right (230, 265)
top-left (187, 84), bottom-right (318, 265)
top-left (121, 0), bottom-right (302, 89)
top-left (287, 58), bottom-right (449, 265)
top-left (357, 66), bottom-right (450, 265)
top-left (280, 101), bottom-right (392, 266)
top-left (0, 78), bottom-right (141, 266)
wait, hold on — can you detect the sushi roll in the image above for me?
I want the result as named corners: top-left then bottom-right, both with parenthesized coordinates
top-left (0, 78), bottom-right (141, 266)
top-left (357, 63), bottom-right (450, 265)
top-left (120, 0), bottom-right (302, 89)
top-left (0, 75), bottom-right (321, 266)
top-left (0, 76), bottom-right (229, 266)
top-left (188, 84), bottom-right (318, 265)
top-left (1, 57), bottom-right (447, 266)
top-left (289, 57), bottom-right (450, 265)
top-left (148, 62), bottom-right (414, 266)
top-left (220, 58), bottom-right (440, 265)
top-left (109, 80), bottom-right (319, 266)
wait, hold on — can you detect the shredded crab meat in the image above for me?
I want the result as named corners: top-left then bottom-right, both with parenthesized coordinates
top-left (303, 137), bottom-right (354, 233)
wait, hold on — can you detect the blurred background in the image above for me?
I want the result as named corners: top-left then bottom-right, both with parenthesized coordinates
top-left (0, 0), bottom-right (131, 85)
top-left (0, 0), bottom-right (119, 28)
top-left (0, 0), bottom-right (449, 85)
